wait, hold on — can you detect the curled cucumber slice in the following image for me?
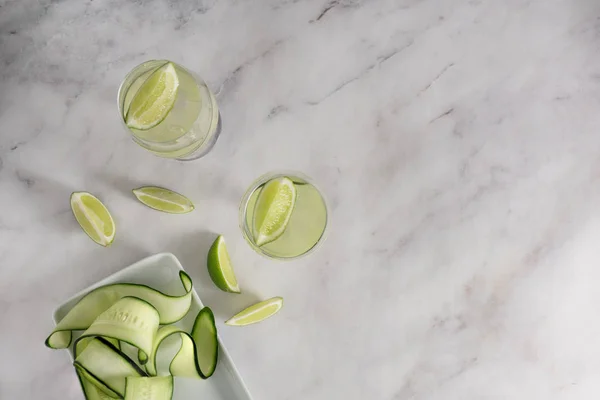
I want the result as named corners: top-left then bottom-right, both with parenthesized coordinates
top-left (76, 297), bottom-right (159, 361)
top-left (125, 376), bottom-right (174, 400)
top-left (77, 370), bottom-right (116, 400)
top-left (75, 337), bottom-right (146, 398)
top-left (75, 336), bottom-right (120, 357)
top-left (142, 307), bottom-right (218, 379)
top-left (47, 269), bottom-right (219, 399)
top-left (46, 271), bottom-right (193, 349)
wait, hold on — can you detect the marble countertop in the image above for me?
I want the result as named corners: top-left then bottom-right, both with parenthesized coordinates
top-left (3, 0), bottom-right (600, 398)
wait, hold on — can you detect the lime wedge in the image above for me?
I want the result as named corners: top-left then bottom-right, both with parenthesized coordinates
top-left (225, 297), bottom-right (283, 326)
top-left (207, 235), bottom-right (240, 293)
top-left (132, 186), bottom-right (194, 214)
top-left (252, 177), bottom-right (296, 247)
top-left (122, 66), bottom-right (161, 118)
top-left (125, 62), bottom-right (179, 130)
top-left (70, 192), bottom-right (115, 247)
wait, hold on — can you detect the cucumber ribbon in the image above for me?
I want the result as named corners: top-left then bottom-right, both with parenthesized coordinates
top-left (47, 271), bottom-right (218, 400)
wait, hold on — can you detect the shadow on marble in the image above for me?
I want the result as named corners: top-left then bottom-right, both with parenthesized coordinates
top-left (40, 240), bottom-right (150, 307)
top-left (10, 170), bottom-right (82, 233)
top-left (92, 172), bottom-right (150, 199)
top-left (163, 229), bottom-right (262, 320)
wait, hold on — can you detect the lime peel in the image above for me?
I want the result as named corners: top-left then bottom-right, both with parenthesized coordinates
top-left (207, 235), bottom-right (240, 293)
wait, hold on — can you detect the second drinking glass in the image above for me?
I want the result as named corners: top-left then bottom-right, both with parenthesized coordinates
top-left (239, 172), bottom-right (328, 260)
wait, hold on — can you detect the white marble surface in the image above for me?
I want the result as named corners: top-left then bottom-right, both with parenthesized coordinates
top-left (2, 0), bottom-right (600, 398)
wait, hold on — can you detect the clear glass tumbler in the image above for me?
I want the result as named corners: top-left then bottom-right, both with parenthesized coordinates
top-left (239, 171), bottom-right (328, 260)
top-left (117, 60), bottom-right (221, 160)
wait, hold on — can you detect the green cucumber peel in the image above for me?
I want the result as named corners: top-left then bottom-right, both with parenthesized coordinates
top-left (46, 271), bottom-right (193, 349)
top-left (141, 307), bottom-right (218, 379)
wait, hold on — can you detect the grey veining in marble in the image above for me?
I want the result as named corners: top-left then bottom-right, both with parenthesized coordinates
top-left (3, 0), bottom-right (600, 398)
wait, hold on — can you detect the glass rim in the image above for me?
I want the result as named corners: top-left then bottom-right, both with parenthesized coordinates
top-left (238, 170), bottom-right (329, 261)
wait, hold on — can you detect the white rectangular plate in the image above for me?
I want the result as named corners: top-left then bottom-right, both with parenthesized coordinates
top-left (53, 252), bottom-right (253, 400)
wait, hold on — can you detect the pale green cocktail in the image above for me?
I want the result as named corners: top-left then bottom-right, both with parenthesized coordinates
top-left (118, 60), bottom-right (221, 160)
top-left (240, 172), bottom-right (328, 259)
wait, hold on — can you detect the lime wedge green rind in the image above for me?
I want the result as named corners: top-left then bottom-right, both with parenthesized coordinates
top-left (252, 177), bottom-right (297, 247)
top-left (207, 235), bottom-right (240, 293)
top-left (125, 62), bottom-right (179, 131)
top-left (122, 62), bottom-right (167, 119)
top-left (70, 192), bottom-right (115, 247)
top-left (132, 186), bottom-right (194, 214)
top-left (225, 297), bottom-right (283, 326)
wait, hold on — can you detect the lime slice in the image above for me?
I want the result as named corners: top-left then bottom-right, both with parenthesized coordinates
top-left (252, 177), bottom-right (297, 247)
top-left (225, 297), bottom-right (283, 326)
top-left (70, 192), bottom-right (115, 247)
top-left (125, 62), bottom-right (179, 130)
top-left (132, 186), bottom-right (194, 214)
top-left (207, 235), bottom-right (240, 293)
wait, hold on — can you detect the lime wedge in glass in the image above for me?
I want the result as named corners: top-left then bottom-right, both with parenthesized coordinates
top-left (252, 177), bottom-right (296, 247)
top-left (225, 297), bottom-right (283, 326)
top-left (70, 192), bottom-right (115, 247)
top-left (132, 186), bottom-right (194, 214)
top-left (207, 235), bottom-right (240, 293)
top-left (125, 62), bottom-right (179, 130)
top-left (121, 64), bottom-right (162, 119)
